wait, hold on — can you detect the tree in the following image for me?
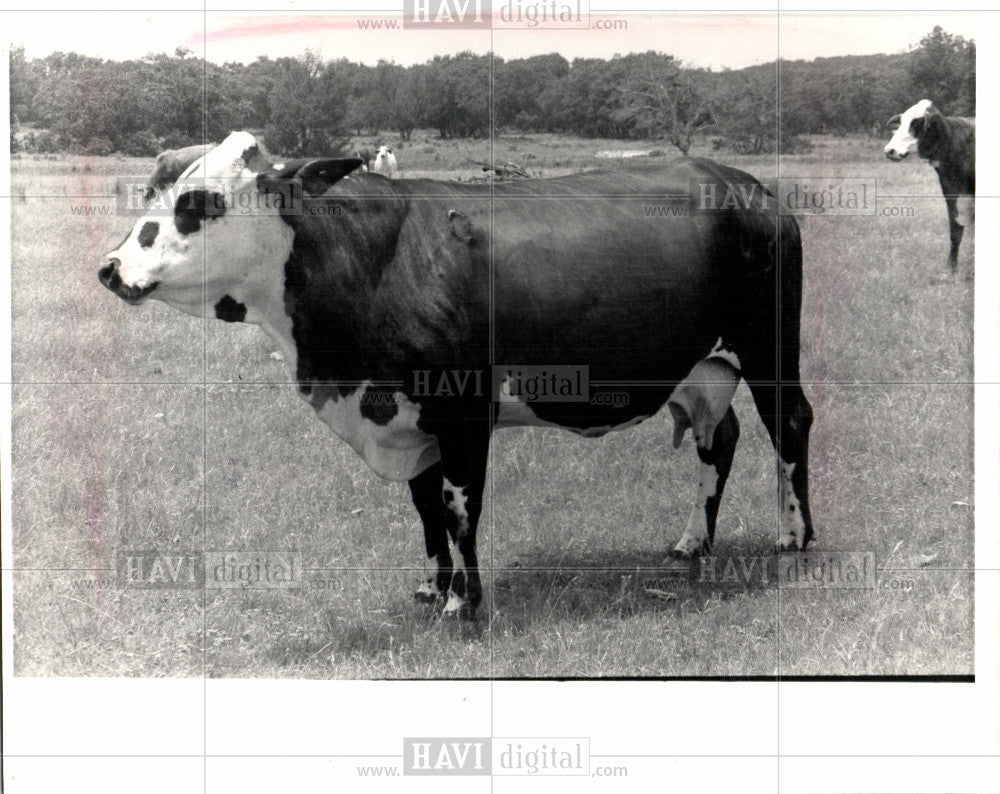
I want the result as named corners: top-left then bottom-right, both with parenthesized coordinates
top-left (909, 26), bottom-right (975, 115)
top-left (263, 52), bottom-right (345, 155)
top-left (612, 53), bottom-right (712, 154)
top-left (712, 67), bottom-right (808, 154)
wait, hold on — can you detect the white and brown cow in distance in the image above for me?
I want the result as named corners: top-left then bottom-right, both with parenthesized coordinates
top-left (884, 99), bottom-right (975, 273)
top-left (100, 131), bottom-right (817, 621)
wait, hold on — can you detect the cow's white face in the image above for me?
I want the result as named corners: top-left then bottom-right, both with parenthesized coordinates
top-left (100, 132), bottom-right (293, 321)
top-left (373, 146), bottom-right (396, 172)
top-left (884, 99), bottom-right (933, 160)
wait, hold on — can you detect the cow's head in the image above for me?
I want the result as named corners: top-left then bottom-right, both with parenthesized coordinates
top-left (884, 99), bottom-right (943, 161)
top-left (99, 132), bottom-right (363, 321)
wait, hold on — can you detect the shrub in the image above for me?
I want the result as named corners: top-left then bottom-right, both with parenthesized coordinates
top-left (82, 137), bottom-right (114, 156)
top-left (32, 130), bottom-right (62, 153)
top-left (120, 129), bottom-right (160, 157)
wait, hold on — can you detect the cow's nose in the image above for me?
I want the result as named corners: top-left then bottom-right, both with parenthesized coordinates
top-left (99, 258), bottom-right (121, 288)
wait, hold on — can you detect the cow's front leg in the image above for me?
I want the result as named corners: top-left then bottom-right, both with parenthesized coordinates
top-left (408, 462), bottom-right (453, 605)
top-left (669, 405), bottom-right (740, 560)
top-left (434, 417), bottom-right (490, 620)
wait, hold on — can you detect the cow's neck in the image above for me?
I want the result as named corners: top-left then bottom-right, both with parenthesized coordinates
top-left (279, 195), bottom-right (409, 390)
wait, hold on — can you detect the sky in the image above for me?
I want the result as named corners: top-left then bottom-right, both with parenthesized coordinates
top-left (8, 11), bottom-right (979, 71)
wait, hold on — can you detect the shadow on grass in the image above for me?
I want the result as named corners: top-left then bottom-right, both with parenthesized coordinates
top-left (489, 546), bottom-right (780, 637)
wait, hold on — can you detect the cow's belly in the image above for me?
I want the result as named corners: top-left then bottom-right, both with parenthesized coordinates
top-left (495, 398), bottom-right (651, 437)
top-left (313, 385), bottom-right (440, 481)
top-left (494, 375), bottom-right (656, 437)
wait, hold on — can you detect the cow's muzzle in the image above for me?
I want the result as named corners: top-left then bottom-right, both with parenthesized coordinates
top-left (885, 149), bottom-right (908, 161)
top-left (99, 258), bottom-right (159, 304)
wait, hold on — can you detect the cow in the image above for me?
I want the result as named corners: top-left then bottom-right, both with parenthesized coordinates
top-left (354, 147), bottom-right (373, 171)
top-left (142, 143), bottom-right (218, 202)
top-left (99, 131), bottom-right (816, 620)
top-left (372, 145), bottom-right (398, 176)
top-left (884, 99), bottom-right (975, 273)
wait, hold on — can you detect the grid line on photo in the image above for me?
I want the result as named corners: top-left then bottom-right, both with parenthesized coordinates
top-left (201, 9), bottom-right (210, 792)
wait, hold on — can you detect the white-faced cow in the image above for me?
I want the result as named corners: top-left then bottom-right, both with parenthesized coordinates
top-left (100, 132), bottom-right (816, 620)
top-left (143, 143), bottom-right (218, 202)
top-left (372, 145), bottom-right (398, 176)
top-left (884, 99), bottom-right (975, 272)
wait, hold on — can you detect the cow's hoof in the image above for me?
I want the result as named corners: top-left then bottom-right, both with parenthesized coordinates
top-left (439, 592), bottom-right (474, 622)
top-left (669, 539), bottom-right (711, 561)
top-left (414, 577), bottom-right (443, 605)
top-left (775, 538), bottom-right (805, 552)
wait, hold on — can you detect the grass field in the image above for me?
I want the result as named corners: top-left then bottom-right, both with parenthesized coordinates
top-left (10, 133), bottom-right (973, 678)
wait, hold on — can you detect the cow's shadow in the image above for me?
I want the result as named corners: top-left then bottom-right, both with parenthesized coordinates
top-left (268, 543), bottom-right (782, 673)
top-left (484, 544), bottom-right (779, 637)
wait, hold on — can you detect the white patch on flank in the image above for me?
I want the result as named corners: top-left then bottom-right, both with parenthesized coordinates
top-left (884, 99), bottom-right (932, 159)
top-left (442, 476), bottom-right (470, 535)
top-left (777, 459), bottom-right (806, 550)
top-left (672, 461), bottom-right (719, 557)
top-left (708, 337), bottom-right (741, 372)
top-left (314, 384), bottom-right (440, 481)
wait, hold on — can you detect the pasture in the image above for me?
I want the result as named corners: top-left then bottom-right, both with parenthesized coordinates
top-left (10, 133), bottom-right (973, 678)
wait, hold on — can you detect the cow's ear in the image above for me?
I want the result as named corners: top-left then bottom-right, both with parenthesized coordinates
top-left (297, 159), bottom-right (365, 195)
top-left (261, 158), bottom-right (364, 196)
top-left (886, 114), bottom-right (901, 131)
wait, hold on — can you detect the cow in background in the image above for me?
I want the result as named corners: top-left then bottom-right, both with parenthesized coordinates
top-left (143, 143), bottom-right (217, 202)
top-left (372, 145), bottom-right (398, 177)
top-left (884, 99), bottom-right (975, 273)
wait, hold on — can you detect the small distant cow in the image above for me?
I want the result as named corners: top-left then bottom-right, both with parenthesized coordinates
top-left (354, 147), bottom-right (373, 171)
top-left (372, 145), bottom-right (398, 176)
top-left (143, 144), bottom-right (217, 202)
top-left (884, 99), bottom-right (975, 272)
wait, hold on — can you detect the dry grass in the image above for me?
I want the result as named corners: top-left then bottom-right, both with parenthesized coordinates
top-left (10, 134), bottom-right (973, 678)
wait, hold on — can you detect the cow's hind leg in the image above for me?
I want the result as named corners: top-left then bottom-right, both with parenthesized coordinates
top-left (746, 382), bottom-right (815, 551)
top-left (670, 405), bottom-right (740, 560)
top-left (945, 196), bottom-right (964, 275)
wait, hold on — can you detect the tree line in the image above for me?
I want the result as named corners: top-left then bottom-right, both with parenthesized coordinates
top-left (9, 26), bottom-right (974, 158)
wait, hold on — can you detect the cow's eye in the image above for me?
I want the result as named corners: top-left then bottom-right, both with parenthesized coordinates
top-left (174, 189), bottom-right (227, 234)
top-left (910, 117), bottom-right (925, 136)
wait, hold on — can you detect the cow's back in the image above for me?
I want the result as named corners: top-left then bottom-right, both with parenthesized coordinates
top-left (486, 159), bottom-right (779, 377)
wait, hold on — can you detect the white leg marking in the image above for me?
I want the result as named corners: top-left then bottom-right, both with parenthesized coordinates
top-left (415, 574), bottom-right (443, 601)
top-left (442, 590), bottom-right (468, 616)
top-left (777, 460), bottom-right (806, 550)
top-left (439, 483), bottom-right (470, 616)
top-left (672, 462), bottom-right (719, 558)
top-left (955, 196), bottom-right (974, 228)
top-left (442, 477), bottom-right (469, 535)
